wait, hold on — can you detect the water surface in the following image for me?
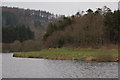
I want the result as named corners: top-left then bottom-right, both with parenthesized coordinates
top-left (0, 53), bottom-right (2, 79)
top-left (2, 53), bottom-right (118, 78)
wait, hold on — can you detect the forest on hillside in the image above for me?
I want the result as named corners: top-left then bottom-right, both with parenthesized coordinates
top-left (2, 6), bottom-right (63, 40)
top-left (43, 6), bottom-right (119, 49)
top-left (2, 6), bottom-right (119, 52)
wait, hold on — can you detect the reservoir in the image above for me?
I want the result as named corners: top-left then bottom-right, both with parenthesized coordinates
top-left (2, 53), bottom-right (118, 78)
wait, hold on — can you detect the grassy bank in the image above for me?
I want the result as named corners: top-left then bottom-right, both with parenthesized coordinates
top-left (13, 48), bottom-right (118, 62)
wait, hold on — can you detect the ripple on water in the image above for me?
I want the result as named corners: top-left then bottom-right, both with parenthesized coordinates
top-left (2, 53), bottom-right (118, 78)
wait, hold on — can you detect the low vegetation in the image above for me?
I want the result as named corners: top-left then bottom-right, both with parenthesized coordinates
top-left (3, 40), bottom-right (42, 52)
top-left (13, 48), bottom-right (118, 62)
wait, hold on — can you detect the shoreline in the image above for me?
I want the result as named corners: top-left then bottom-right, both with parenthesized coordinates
top-left (13, 56), bottom-right (119, 62)
top-left (13, 48), bottom-right (119, 62)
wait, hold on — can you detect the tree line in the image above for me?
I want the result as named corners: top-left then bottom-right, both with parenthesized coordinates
top-left (2, 6), bottom-right (119, 52)
top-left (2, 25), bottom-right (34, 43)
top-left (2, 6), bottom-right (63, 40)
top-left (43, 6), bottom-right (119, 48)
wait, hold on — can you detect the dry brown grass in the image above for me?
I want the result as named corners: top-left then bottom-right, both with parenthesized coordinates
top-left (94, 50), bottom-right (118, 62)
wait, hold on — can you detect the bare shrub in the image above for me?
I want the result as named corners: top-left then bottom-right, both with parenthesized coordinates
top-left (10, 40), bottom-right (22, 52)
top-left (22, 40), bottom-right (42, 52)
top-left (2, 43), bottom-right (11, 52)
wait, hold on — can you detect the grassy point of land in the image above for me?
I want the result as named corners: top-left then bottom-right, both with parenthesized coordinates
top-left (13, 48), bottom-right (118, 62)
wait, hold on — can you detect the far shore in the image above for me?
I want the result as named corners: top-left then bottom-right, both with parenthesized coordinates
top-left (13, 48), bottom-right (119, 62)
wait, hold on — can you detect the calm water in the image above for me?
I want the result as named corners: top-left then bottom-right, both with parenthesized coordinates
top-left (0, 53), bottom-right (2, 79)
top-left (2, 53), bottom-right (118, 78)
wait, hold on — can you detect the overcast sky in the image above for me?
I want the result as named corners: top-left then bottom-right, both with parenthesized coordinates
top-left (2, 2), bottom-right (118, 16)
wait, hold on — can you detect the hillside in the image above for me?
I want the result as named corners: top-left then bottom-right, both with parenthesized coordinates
top-left (2, 6), bottom-right (63, 39)
top-left (2, 6), bottom-right (119, 52)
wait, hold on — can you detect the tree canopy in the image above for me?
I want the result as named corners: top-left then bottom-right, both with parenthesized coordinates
top-left (2, 25), bottom-right (34, 43)
top-left (43, 7), bottom-right (119, 48)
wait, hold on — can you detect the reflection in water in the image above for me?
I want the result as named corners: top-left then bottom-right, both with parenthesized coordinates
top-left (2, 53), bottom-right (118, 78)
